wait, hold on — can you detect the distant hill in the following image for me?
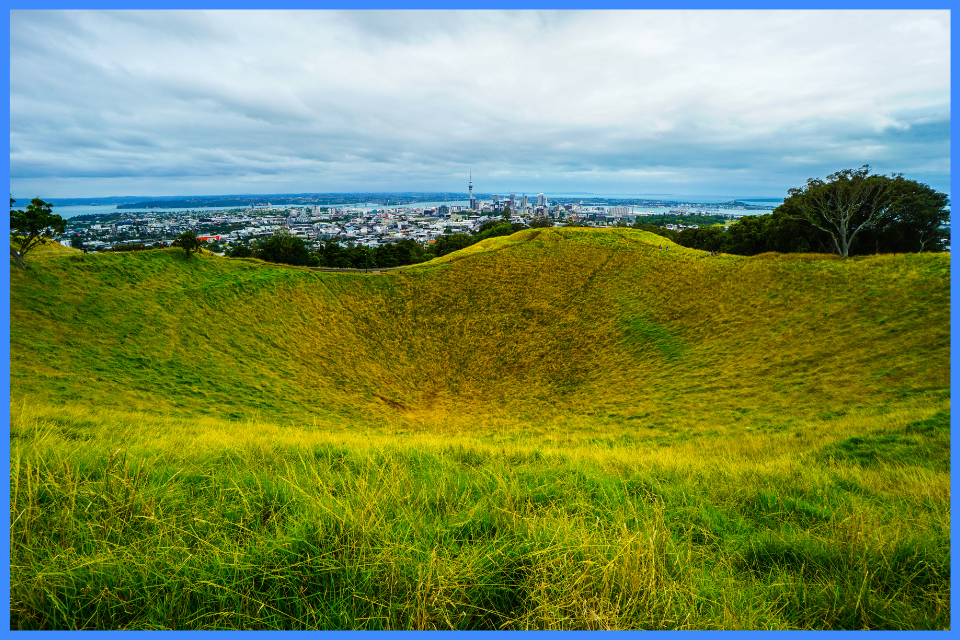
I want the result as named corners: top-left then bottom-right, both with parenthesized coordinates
top-left (114, 192), bottom-right (471, 209)
top-left (17, 196), bottom-right (147, 207)
top-left (10, 227), bottom-right (949, 429)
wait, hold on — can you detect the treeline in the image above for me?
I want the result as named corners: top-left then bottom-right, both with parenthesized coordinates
top-left (644, 214), bottom-right (846, 255)
top-left (225, 216), bottom-right (554, 269)
top-left (652, 172), bottom-right (949, 256)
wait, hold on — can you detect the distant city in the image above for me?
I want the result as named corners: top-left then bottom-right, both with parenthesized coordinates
top-left (25, 179), bottom-right (779, 254)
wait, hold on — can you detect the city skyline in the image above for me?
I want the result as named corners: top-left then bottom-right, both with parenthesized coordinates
top-left (10, 10), bottom-right (951, 199)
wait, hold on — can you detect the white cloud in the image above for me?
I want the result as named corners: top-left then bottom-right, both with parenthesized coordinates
top-left (10, 9), bottom-right (950, 198)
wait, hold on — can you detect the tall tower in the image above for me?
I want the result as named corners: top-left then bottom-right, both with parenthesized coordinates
top-left (469, 171), bottom-right (476, 210)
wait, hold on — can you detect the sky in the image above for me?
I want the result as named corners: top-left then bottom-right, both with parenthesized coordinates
top-left (9, 9), bottom-right (951, 200)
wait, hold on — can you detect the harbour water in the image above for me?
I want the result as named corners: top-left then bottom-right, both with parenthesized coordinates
top-left (34, 204), bottom-right (253, 220)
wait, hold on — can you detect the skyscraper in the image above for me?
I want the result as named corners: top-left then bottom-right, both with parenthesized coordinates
top-left (537, 193), bottom-right (545, 207)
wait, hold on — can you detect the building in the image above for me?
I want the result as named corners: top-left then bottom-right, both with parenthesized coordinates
top-left (468, 172), bottom-right (477, 210)
top-left (537, 193), bottom-right (545, 207)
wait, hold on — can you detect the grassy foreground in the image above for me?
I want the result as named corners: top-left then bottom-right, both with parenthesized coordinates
top-left (10, 228), bottom-right (950, 629)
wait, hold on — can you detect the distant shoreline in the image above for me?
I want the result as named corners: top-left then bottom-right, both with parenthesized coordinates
top-left (18, 192), bottom-right (783, 220)
top-left (15, 192), bottom-right (785, 207)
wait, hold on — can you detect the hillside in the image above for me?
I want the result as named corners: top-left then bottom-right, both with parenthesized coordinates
top-left (9, 228), bottom-right (951, 629)
top-left (10, 227), bottom-right (949, 430)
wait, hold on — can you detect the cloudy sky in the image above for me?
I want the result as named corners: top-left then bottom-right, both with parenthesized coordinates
top-left (9, 10), bottom-right (951, 199)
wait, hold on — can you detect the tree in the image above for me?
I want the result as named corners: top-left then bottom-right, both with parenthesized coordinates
top-left (375, 242), bottom-right (399, 268)
top-left (347, 244), bottom-right (375, 269)
top-left (10, 197), bottom-right (66, 269)
top-left (477, 219), bottom-right (502, 234)
top-left (254, 232), bottom-right (312, 266)
top-left (473, 222), bottom-right (516, 243)
top-left (393, 238), bottom-right (429, 266)
top-left (777, 167), bottom-right (949, 256)
top-left (431, 233), bottom-right (474, 257)
top-left (677, 226), bottom-right (724, 252)
top-left (528, 217), bottom-right (553, 229)
top-left (227, 243), bottom-right (253, 258)
top-left (172, 231), bottom-right (203, 259)
top-left (763, 209), bottom-right (831, 254)
top-left (319, 240), bottom-right (352, 268)
top-left (857, 175), bottom-right (950, 253)
top-left (785, 166), bottom-right (900, 258)
top-left (501, 204), bottom-right (512, 222)
top-left (720, 215), bottom-right (768, 255)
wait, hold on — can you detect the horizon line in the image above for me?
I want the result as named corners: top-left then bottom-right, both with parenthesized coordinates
top-left (16, 191), bottom-right (789, 202)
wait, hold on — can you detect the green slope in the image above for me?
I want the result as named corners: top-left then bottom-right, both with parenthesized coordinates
top-left (11, 227), bottom-right (949, 430)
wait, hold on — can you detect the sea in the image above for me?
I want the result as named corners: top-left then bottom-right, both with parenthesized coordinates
top-left (29, 194), bottom-right (782, 220)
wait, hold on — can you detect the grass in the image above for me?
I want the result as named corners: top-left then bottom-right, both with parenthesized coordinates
top-left (9, 228), bottom-right (950, 629)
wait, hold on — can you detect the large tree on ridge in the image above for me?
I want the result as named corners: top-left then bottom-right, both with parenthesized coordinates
top-left (10, 197), bottom-right (66, 269)
top-left (172, 230), bottom-right (204, 259)
top-left (785, 166), bottom-right (900, 258)
top-left (778, 166), bottom-right (949, 256)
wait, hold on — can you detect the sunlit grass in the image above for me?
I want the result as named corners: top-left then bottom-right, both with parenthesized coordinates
top-left (9, 228), bottom-right (950, 629)
top-left (10, 237), bottom-right (81, 257)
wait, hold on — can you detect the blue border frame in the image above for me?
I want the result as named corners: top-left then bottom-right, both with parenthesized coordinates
top-left (3, 3), bottom-right (955, 634)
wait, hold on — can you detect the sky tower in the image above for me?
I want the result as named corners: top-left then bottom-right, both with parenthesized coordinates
top-left (468, 171), bottom-right (476, 210)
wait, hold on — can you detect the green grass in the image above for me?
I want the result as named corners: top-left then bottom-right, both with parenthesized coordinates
top-left (10, 228), bottom-right (950, 629)
top-left (818, 411), bottom-right (950, 472)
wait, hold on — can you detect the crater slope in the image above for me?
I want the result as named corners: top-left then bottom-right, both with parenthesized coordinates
top-left (11, 227), bottom-right (949, 433)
